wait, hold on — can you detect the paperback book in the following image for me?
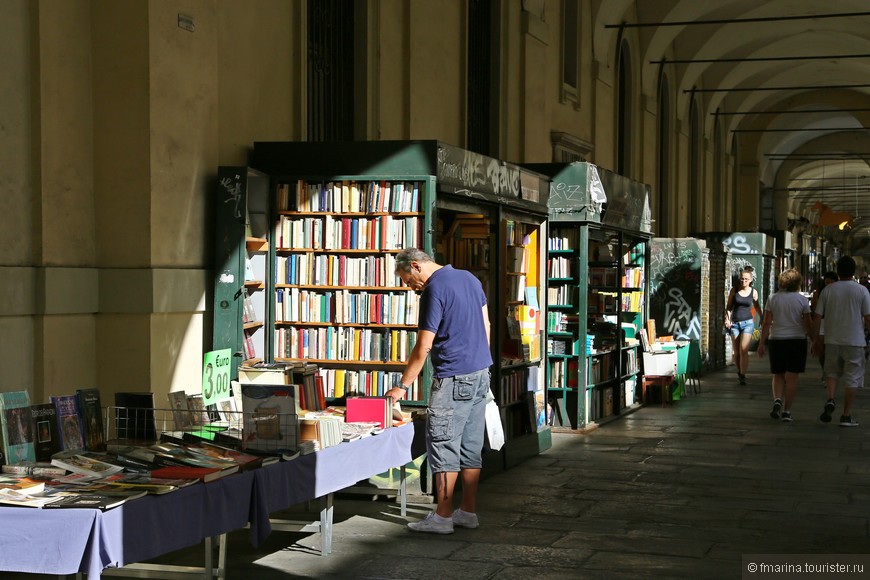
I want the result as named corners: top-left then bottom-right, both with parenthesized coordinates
top-left (240, 383), bottom-right (299, 453)
top-left (30, 403), bottom-right (61, 462)
top-left (0, 487), bottom-right (63, 508)
top-left (51, 451), bottom-right (124, 478)
top-left (1, 462), bottom-right (66, 478)
top-left (75, 388), bottom-right (106, 452)
top-left (51, 394), bottom-right (86, 452)
top-left (0, 390), bottom-right (36, 464)
top-left (150, 465), bottom-right (236, 483)
top-left (168, 391), bottom-right (195, 430)
top-left (41, 493), bottom-right (128, 510)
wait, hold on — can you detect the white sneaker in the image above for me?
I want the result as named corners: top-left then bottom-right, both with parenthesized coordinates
top-left (408, 512), bottom-right (454, 534)
top-left (452, 508), bottom-right (479, 529)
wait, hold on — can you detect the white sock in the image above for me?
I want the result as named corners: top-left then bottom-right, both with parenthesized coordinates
top-left (433, 512), bottom-right (452, 523)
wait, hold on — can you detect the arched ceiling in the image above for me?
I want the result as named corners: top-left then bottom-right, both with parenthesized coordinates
top-left (595, 0), bottom-right (870, 250)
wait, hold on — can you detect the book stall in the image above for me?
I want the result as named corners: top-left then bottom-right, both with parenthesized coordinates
top-left (0, 352), bottom-right (421, 578)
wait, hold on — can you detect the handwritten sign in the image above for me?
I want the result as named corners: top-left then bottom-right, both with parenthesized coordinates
top-left (202, 348), bottom-right (233, 406)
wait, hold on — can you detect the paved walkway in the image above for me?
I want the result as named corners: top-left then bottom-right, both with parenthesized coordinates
top-left (6, 354), bottom-right (870, 579)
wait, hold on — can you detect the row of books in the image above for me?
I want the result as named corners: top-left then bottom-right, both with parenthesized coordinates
top-left (320, 368), bottom-right (418, 400)
top-left (621, 290), bottom-right (644, 313)
top-left (0, 389), bottom-right (106, 466)
top-left (504, 220), bottom-right (530, 248)
top-left (547, 231), bottom-right (578, 251)
top-left (550, 337), bottom-right (608, 389)
top-left (507, 274), bottom-right (526, 302)
top-left (588, 354), bottom-right (617, 385)
top-left (274, 253), bottom-right (406, 287)
top-left (547, 256), bottom-right (572, 278)
top-left (0, 435), bottom-right (279, 509)
top-left (274, 326), bottom-right (417, 363)
top-left (547, 337), bottom-right (577, 356)
top-left (547, 284), bottom-right (573, 306)
top-left (499, 367), bottom-right (539, 407)
top-left (546, 311), bottom-right (578, 333)
top-left (242, 293), bottom-right (262, 324)
top-left (445, 238), bottom-right (490, 270)
top-left (274, 215), bottom-right (422, 251)
top-left (242, 329), bottom-right (262, 361)
top-left (277, 179), bottom-right (423, 214)
top-left (506, 244), bottom-right (528, 274)
top-left (548, 358), bottom-right (568, 389)
top-left (622, 266), bottom-right (645, 288)
top-left (622, 348), bottom-right (639, 375)
top-left (275, 288), bottom-right (420, 326)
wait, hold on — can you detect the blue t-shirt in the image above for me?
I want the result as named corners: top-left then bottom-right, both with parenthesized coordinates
top-left (417, 265), bottom-right (493, 377)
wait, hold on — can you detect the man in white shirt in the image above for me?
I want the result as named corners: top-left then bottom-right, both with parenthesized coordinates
top-left (812, 256), bottom-right (870, 426)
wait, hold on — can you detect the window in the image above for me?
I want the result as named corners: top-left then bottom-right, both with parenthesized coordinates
top-left (731, 137), bottom-right (739, 228)
top-left (552, 131), bottom-right (593, 162)
top-left (616, 41), bottom-right (632, 176)
top-left (468, 0), bottom-right (496, 155)
top-left (657, 74), bottom-right (671, 236)
top-left (307, 0), bottom-right (356, 141)
top-left (688, 98), bottom-right (701, 233)
top-left (560, 0), bottom-right (580, 106)
top-left (714, 115), bottom-right (724, 229)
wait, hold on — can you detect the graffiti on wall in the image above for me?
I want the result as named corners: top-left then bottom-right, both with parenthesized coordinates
top-left (650, 240), bottom-right (702, 340)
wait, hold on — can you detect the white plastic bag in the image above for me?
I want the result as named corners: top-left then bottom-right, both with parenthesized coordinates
top-left (484, 389), bottom-right (505, 451)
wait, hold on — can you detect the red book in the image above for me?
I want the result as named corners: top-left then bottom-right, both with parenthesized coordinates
top-left (150, 465), bottom-right (237, 483)
top-left (315, 374), bottom-right (327, 410)
top-left (341, 218), bottom-right (351, 249)
top-left (345, 396), bottom-right (392, 429)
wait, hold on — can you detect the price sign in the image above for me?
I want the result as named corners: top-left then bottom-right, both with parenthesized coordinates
top-left (202, 348), bottom-right (233, 407)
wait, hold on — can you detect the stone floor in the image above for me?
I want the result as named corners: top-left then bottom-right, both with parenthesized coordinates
top-left (5, 353), bottom-right (870, 579)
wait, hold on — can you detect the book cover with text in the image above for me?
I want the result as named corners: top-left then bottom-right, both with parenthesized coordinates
top-left (51, 395), bottom-right (85, 452)
top-left (30, 403), bottom-right (61, 461)
top-left (75, 388), bottom-right (106, 452)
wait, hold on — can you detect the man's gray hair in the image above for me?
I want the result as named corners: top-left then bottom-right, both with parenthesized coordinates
top-left (395, 248), bottom-right (433, 272)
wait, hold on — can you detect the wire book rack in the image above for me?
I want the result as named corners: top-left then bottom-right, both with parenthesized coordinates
top-left (106, 405), bottom-right (300, 454)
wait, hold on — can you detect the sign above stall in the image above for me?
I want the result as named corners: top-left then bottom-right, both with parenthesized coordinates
top-left (436, 144), bottom-right (548, 211)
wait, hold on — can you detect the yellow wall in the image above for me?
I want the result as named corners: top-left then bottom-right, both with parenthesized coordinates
top-left (408, 1), bottom-right (463, 144)
top-left (0, 0), bottom-right (740, 404)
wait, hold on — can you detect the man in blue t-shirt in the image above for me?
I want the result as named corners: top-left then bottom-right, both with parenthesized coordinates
top-left (386, 248), bottom-right (493, 535)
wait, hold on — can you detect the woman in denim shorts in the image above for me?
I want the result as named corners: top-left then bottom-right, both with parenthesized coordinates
top-left (725, 268), bottom-right (762, 385)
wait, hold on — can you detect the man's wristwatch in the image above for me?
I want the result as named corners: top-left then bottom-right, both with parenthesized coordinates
top-left (394, 381), bottom-right (408, 392)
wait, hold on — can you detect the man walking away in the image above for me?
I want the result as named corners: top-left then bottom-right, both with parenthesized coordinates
top-left (812, 256), bottom-right (870, 426)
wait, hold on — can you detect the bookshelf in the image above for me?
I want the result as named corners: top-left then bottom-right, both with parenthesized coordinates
top-left (271, 178), bottom-right (431, 403)
top-left (498, 215), bottom-right (547, 462)
top-left (214, 167), bottom-right (272, 381)
top-left (532, 162), bottom-right (652, 430)
top-left (251, 140), bottom-right (553, 467)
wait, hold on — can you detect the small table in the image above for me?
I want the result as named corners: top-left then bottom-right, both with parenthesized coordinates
top-left (642, 374), bottom-right (675, 407)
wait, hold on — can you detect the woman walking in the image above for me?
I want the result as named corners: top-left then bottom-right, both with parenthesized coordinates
top-left (757, 269), bottom-right (814, 421)
top-left (725, 268), bottom-right (762, 385)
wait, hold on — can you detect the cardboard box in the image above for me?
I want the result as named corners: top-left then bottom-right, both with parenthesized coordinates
top-left (642, 351), bottom-right (677, 377)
